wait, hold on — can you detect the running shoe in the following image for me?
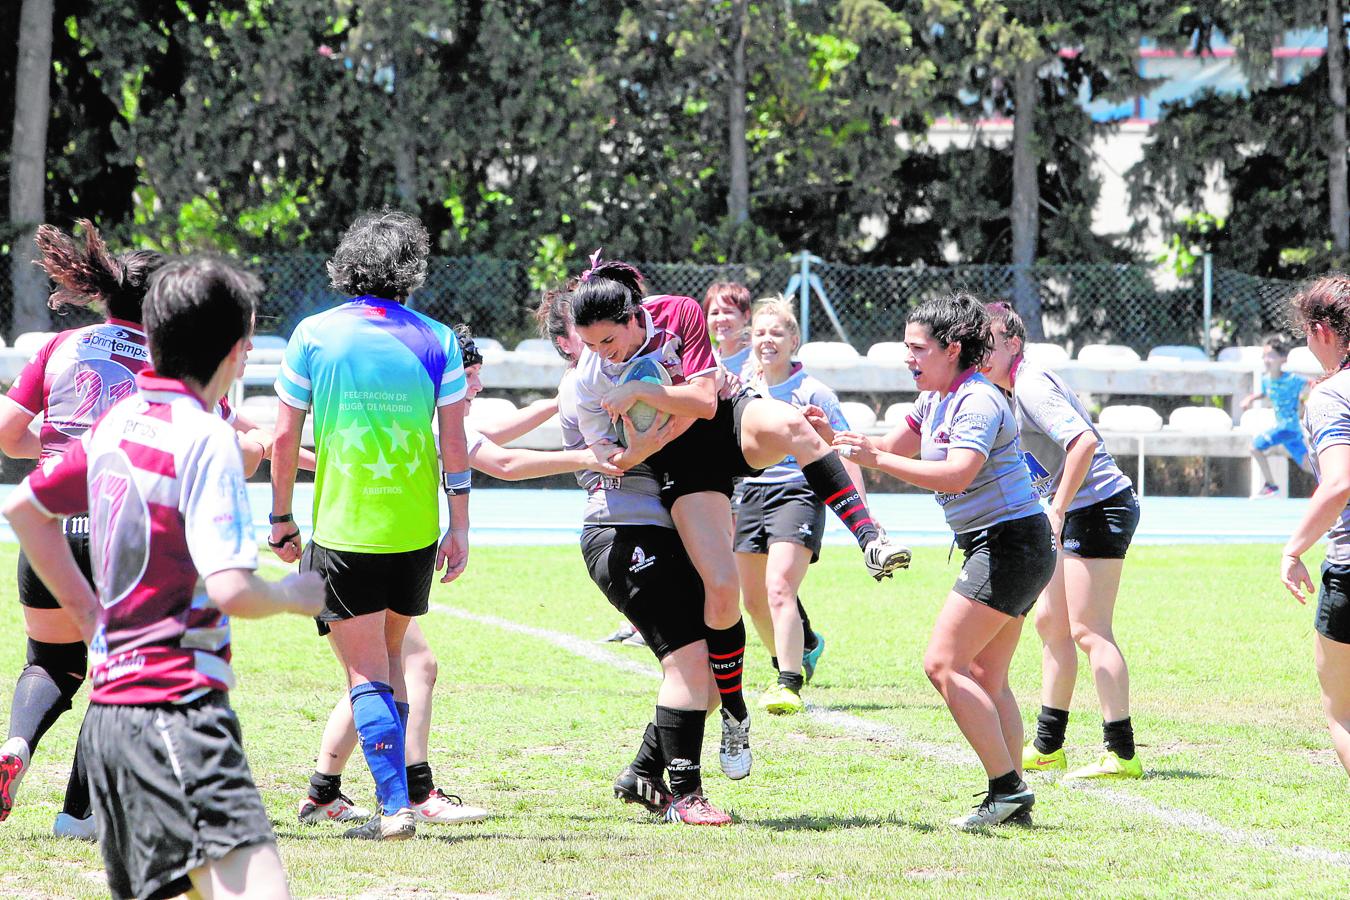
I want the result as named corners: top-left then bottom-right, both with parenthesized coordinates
top-left (949, 784), bottom-right (1035, 831)
top-left (663, 792), bottom-right (732, 826)
top-left (759, 683), bottom-right (805, 716)
top-left (601, 622), bottom-right (637, 643)
top-left (411, 788), bottom-right (489, 824)
top-left (1022, 743), bottom-right (1067, 773)
top-left (52, 812), bottom-right (97, 841)
top-left (801, 631), bottom-right (825, 684)
top-left (621, 630), bottom-right (648, 648)
top-left (1065, 750), bottom-right (1144, 780)
top-left (863, 532), bottom-right (911, 581)
top-left (719, 709), bottom-right (752, 780)
top-left (1258, 482), bottom-right (1280, 498)
top-left (0, 738), bottom-right (29, 823)
top-left (613, 766), bottom-right (672, 814)
top-left (298, 791), bottom-right (373, 824)
top-left (342, 808), bottom-right (416, 841)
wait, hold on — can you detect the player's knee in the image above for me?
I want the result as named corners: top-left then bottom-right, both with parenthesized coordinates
top-left (923, 652), bottom-right (952, 689)
top-left (1034, 609), bottom-right (1070, 644)
top-left (408, 651), bottom-right (438, 691)
top-left (23, 638), bottom-right (87, 704)
top-left (1069, 622), bottom-right (1112, 653)
top-left (764, 578), bottom-right (795, 611)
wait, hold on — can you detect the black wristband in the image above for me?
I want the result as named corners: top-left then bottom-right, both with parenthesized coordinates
top-left (269, 512), bottom-right (294, 525)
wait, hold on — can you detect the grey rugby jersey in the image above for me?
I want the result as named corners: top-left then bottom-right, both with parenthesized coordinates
top-left (907, 371), bottom-right (1041, 534)
top-left (1304, 369), bottom-right (1350, 563)
top-left (1011, 359), bottom-right (1131, 511)
top-left (744, 364), bottom-right (850, 485)
top-left (558, 369), bottom-right (672, 529)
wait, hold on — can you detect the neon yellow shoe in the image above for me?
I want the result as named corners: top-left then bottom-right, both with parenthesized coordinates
top-left (759, 683), bottom-right (805, 715)
top-left (1021, 743), bottom-right (1067, 773)
top-left (1065, 750), bottom-right (1143, 780)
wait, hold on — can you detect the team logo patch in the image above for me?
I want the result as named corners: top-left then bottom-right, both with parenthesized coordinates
top-left (1062, 538), bottom-right (1080, 551)
top-left (630, 545), bottom-right (657, 574)
top-left (798, 522), bottom-right (814, 537)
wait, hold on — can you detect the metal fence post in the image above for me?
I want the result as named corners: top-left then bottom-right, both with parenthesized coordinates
top-left (798, 250), bottom-right (812, 344)
top-left (1202, 253), bottom-right (1213, 357)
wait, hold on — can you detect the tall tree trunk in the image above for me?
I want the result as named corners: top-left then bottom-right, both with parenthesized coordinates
top-left (1010, 56), bottom-right (1045, 340)
top-left (1329, 0), bottom-right (1349, 253)
top-left (9, 0), bottom-right (54, 337)
top-left (392, 45), bottom-right (418, 209)
top-left (727, 0), bottom-right (749, 227)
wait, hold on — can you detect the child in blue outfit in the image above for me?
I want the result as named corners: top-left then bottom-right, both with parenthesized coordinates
top-left (1241, 334), bottom-right (1311, 496)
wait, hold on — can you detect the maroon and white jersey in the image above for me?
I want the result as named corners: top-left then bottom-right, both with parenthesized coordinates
top-left (5, 319), bottom-right (151, 460)
top-left (19, 372), bottom-right (258, 706)
top-left (574, 294), bottom-right (718, 446)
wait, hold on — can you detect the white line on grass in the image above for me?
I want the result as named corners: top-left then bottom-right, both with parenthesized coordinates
top-left (433, 603), bottom-right (1350, 869)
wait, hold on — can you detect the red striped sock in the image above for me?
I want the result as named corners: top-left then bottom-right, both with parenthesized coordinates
top-left (707, 620), bottom-right (747, 721)
top-left (802, 454), bottom-right (879, 548)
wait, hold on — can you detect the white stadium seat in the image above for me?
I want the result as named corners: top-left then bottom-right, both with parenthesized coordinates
top-left (838, 401), bottom-right (877, 430)
top-left (883, 401), bottom-right (916, 426)
top-left (1096, 404), bottom-right (1163, 432)
top-left (1023, 342), bottom-right (1070, 365)
top-left (251, 334), bottom-right (288, 352)
top-left (1218, 346), bottom-right (1264, 366)
top-left (513, 338), bottom-right (556, 356)
top-left (1286, 346), bottom-right (1322, 375)
top-left (12, 331), bottom-right (54, 355)
top-left (865, 342), bottom-right (908, 365)
top-left (1077, 343), bottom-right (1141, 364)
top-left (466, 396), bottom-right (518, 427)
top-left (470, 337), bottom-right (507, 363)
top-left (1238, 407), bottom-right (1277, 433)
top-left (798, 341), bottom-right (860, 368)
top-left (1148, 345), bottom-right (1208, 363)
top-left (1167, 406), bottom-right (1233, 432)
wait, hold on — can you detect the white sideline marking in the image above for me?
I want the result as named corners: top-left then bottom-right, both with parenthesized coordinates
top-left (434, 603), bottom-right (1350, 868)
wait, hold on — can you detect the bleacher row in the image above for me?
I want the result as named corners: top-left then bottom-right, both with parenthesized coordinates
top-left (0, 332), bottom-right (1310, 496)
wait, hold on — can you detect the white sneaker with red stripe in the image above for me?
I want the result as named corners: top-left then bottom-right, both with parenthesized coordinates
top-left (297, 791), bottom-right (372, 824)
top-left (411, 788), bottom-right (489, 824)
top-left (0, 738), bottom-right (30, 823)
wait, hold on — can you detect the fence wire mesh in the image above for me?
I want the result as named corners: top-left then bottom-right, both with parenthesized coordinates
top-left (0, 252), bottom-right (1310, 356)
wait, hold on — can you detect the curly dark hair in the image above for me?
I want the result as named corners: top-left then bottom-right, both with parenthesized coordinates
top-left (1292, 275), bottom-right (1350, 347)
top-left (908, 292), bottom-right (993, 372)
top-left (34, 219), bottom-right (165, 322)
top-left (571, 259), bottom-right (646, 328)
top-left (326, 209), bottom-right (429, 301)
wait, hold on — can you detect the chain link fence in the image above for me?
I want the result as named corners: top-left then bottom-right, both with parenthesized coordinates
top-left (0, 251), bottom-right (1309, 355)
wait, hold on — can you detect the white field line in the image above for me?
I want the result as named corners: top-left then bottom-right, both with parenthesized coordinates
top-left (435, 603), bottom-right (1350, 869)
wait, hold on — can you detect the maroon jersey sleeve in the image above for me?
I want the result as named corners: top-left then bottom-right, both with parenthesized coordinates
top-left (670, 296), bottom-right (718, 379)
top-left (6, 335), bottom-right (59, 415)
top-left (25, 437), bottom-right (91, 517)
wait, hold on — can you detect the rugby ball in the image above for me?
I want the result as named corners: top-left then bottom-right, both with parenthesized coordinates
top-left (616, 356), bottom-right (672, 447)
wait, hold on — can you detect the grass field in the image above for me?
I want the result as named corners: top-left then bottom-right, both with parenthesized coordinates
top-left (0, 541), bottom-right (1347, 898)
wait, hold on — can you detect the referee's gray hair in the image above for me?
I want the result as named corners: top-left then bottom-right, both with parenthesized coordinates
top-left (326, 209), bottom-right (430, 301)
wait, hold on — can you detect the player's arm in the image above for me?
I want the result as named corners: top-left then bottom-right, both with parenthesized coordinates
top-left (875, 421), bottom-right (922, 458)
top-left (1283, 443), bottom-right (1350, 603)
top-left (205, 567), bottom-right (325, 619)
top-left (5, 492), bottom-right (98, 641)
top-left (0, 397), bottom-right (40, 460)
top-left (268, 401), bottom-right (307, 562)
top-left (476, 397), bottom-right (560, 446)
top-left (836, 434), bottom-right (985, 494)
top-left (437, 398), bottom-right (471, 584)
top-left (471, 438), bottom-right (621, 481)
top-left (602, 372), bottom-right (718, 421)
top-left (592, 415), bottom-right (691, 471)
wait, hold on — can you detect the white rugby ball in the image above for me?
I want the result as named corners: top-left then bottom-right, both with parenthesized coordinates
top-left (615, 356), bottom-right (673, 447)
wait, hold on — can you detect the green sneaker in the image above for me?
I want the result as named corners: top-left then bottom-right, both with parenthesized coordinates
top-left (801, 632), bottom-right (825, 684)
top-left (1021, 743), bottom-right (1067, 773)
top-left (759, 683), bottom-right (805, 715)
top-left (1065, 750), bottom-right (1143, 780)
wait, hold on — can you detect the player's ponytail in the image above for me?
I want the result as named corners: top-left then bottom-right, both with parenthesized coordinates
top-left (986, 300), bottom-right (1027, 359)
top-left (909, 292), bottom-right (993, 372)
top-left (571, 251), bottom-right (645, 328)
top-left (34, 220), bottom-right (164, 323)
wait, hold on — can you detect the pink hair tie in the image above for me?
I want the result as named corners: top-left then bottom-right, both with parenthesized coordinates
top-left (580, 248), bottom-right (603, 282)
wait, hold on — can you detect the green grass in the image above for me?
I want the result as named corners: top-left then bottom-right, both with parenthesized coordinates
top-left (1, 542), bottom-right (1347, 898)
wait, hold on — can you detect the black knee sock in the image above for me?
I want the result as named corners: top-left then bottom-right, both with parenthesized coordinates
top-left (798, 597), bottom-right (818, 650)
top-left (60, 741), bottom-right (91, 819)
top-left (770, 656), bottom-right (779, 671)
top-left (631, 721), bottom-right (665, 781)
top-left (654, 706), bottom-right (705, 797)
top-left (406, 761), bottom-right (435, 805)
top-left (9, 640), bottom-right (86, 751)
top-left (988, 770), bottom-right (1023, 795)
top-left (707, 620), bottom-right (748, 721)
top-left (1034, 705), bottom-right (1070, 754)
top-left (777, 670), bottom-right (804, 692)
top-left (801, 454), bottom-right (879, 548)
top-left (308, 771), bottom-right (343, 805)
top-left (1103, 717), bottom-right (1136, 760)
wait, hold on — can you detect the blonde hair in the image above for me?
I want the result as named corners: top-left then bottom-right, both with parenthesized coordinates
top-left (747, 296), bottom-right (801, 381)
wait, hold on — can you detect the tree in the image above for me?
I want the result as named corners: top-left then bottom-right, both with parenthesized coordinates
top-left (1328, 0), bottom-right (1347, 252)
top-left (9, 0), bottom-right (53, 335)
